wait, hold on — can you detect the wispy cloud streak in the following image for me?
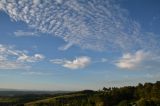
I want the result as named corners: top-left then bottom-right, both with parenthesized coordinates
top-left (0, 44), bottom-right (44, 69)
top-left (14, 30), bottom-right (39, 37)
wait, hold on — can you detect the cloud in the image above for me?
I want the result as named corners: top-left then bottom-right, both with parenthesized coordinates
top-left (14, 30), bottom-right (39, 37)
top-left (0, 0), bottom-right (159, 52)
top-left (115, 50), bottom-right (160, 70)
top-left (58, 42), bottom-right (73, 51)
top-left (0, 61), bottom-right (29, 70)
top-left (63, 56), bottom-right (91, 69)
top-left (0, 1), bottom-right (3, 9)
top-left (51, 56), bottom-right (91, 69)
top-left (0, 44), bottom-right (44, 69)
top-left (50, 59), bottom-right (66, 64)
top-left (17, 54), bottom-right (45, 62)
top-left (115, 50), bottom-right (149, 69)
top-left (21, 71), bottom-right (51, 76)
top-left (92, 58), bottom-right (109, 63)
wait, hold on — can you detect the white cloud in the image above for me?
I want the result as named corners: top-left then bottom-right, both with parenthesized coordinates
top-left (0, 3), bottom-right (2, 9)
top-left (50, 59), bottom-right (66, 64)
top-left (0, 44), bottom-right (44, 69)
top-left (17, 54), bottom-right (44, 62)
top-left (0, 61), bottom-right (28, 70)
top-left (21, 71), bottom-right (50, 76)
top-left (115, 50), bottom-right (150, 69)
top-left (14, 30), bottom-right (39, 37)
top-left (58, 42), bottom-right (73, 51)
top-left (51, 56), bottom-right (91, 69)
top-left (63, 56), bottom-right (91, 69)
top-left (0, 0), bottom-right (159, 52)
top-left (92, 58), bottom-right (109, 63)
top-left (0, 46), bottom-right (28, 69)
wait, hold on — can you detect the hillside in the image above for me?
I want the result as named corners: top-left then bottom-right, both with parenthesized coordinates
top-left (25, 81), bottom-right (160, 106)
top-left (0, 81), bottom-right (159, 106)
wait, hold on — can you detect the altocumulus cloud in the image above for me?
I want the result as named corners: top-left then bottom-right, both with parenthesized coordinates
top-left (0, 44), bottom-right (44, 69)
top-left (0, 0), bottom-right (159, 52)
top-left (51, 56), bottom-right (91, 69)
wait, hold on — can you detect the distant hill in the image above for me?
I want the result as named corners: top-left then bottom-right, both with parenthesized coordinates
top-left (0, 88), bottom-right (19, 91)
top-left (0, 90), bottom-right (71, 96)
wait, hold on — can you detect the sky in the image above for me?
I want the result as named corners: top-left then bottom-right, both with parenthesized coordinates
top-left (0, 0), bottom-right (160, 91)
